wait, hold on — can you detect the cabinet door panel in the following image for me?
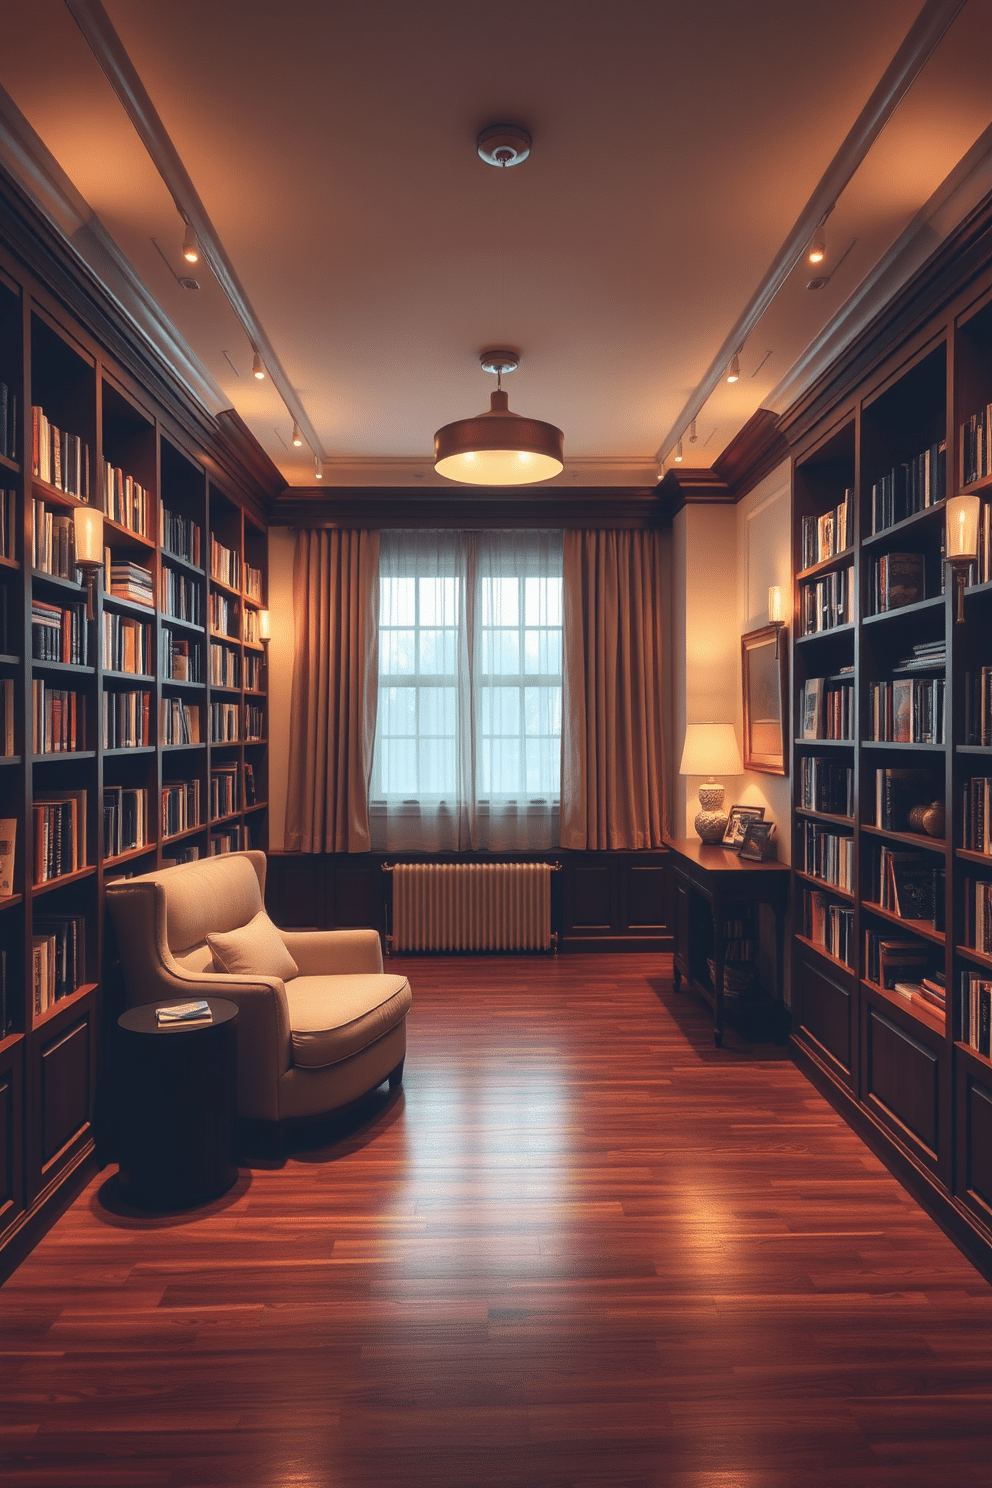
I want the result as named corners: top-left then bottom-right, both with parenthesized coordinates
top-left (625, 866), bottom-right (667, 930)
top-left (797, 955), bottom-right (852, 1078)
top-left (40, 1017), bottom-right (91, 1171)
top-left (0, 1046), bottom-right (24, 1239)
top-left (958, 1070), bottom-right (992, 1226)
top-left (568, 865), bottom-right (614, 930)
top-left (866, 1006), bottom-right (939, 1166)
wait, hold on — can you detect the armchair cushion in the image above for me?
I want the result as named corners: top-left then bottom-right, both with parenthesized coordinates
top-left (285, 973), bottom-right (412, 1068)
top-left (207, 910), bottom-right (300, 981)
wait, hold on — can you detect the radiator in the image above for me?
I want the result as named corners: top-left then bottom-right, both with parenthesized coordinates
top-left (387, 862), bottom-right (556, 952)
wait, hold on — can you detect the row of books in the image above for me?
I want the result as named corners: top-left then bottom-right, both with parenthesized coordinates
top-left (964, 877), bottom-right (992, 956)
top-left (800, 822), bottom-right (853, 891)
top-left (962, 972), bottom-right (992, 1054)
top-left (103, 613), bottom-right (151, 675)
top-left (867, 678), bottom-right (945, 744)
top-left (33, 789), bottom-right (87, 882)
top-left (800, 490), bottom-right (852, 571)
top-left (243, 608), bottom-right (264, 644)
top-left (874, 767), bottom-right (938, 834)
top-left (962, 776), bottom-right (992, 854)
top-left (162, 634), bottom-right (201, 682)
top-left (210, 641), bottom-right (241, 688)
top-left (964, 668), bottom-right (992, 746)
top-left (160, 567), bottom-right (203, 624)
top-left (101, 461), bottom-right (150, 537)
top-left (873, 844), bottom-right (945, 926)
top-left (32, 915), bottom-right (86, 1012)
top-left (107, 558), bottom-right (153, 607)
top-left (799, 567), bottom-right (852, 635)
top-left (0, 382), bottom-right (17, 462)
top-left (103, 689), bottom-right (150, 749)
top-left (160, 508), bottom-right (202, 567)
top-left (245, 703), bottom-right (264, 740)
top-left (161, 697), bottom-right (201, 746)
top-left (210, 536), bottom-right (240, 589)
top-left (802, 889), bottom-right (855, 967)
top-left (961, 405), bottom-right (992, 488)
top-left (209, 591), bottom-right (239, 637)
top-left (869, 440), bottom-right (945, 533)
top-left (32, 682), bottom-right (86, 753)
top-left (211, 701), bottom-right (240, 742)
top-left (31, 406), bottom-right (90, 498)
top-left (244, 563), bottom-right (263, 601)
top-left (0, 677), bottom-right (12, 757)
top-left (31, 599), bottom-right (89, 665)
top-left (800, 676), bottom-right (854, 740)
top-left (799, 756), bottom-right (853, 816)
top-left (868, 551), bottom-right (936, 614)
top-left (210, 762), bottom-right (239, 818)
top-left (33, 500), bottom-right (80, 580)
top-left (103, 786), bottom-right (148, 859)
top-left (162, 779), bottom-right (201, 838)
top-left (209, 824), bottom-right (244, 854)
top-left (0, 488), bottom-right (14, 559)
top-left (245, 653), bottom-right (263, 690)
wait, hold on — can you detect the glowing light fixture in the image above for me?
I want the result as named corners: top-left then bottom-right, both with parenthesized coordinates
top-left (434, 351), bottom-right (564, 486)
top-left (252, 351), bottom-right (265, 380)
top-left (679, 723), bottom-right (744, 843)
top-left (291, 421), bottom-right (303, 447)
top-left (181, 222), bottom-right (199, 264)
top-left (727, 352), bottom-right (741, 383)
top-left (946, 491), bottom-right (981, 622)
top-left (258, 609), bottom-right (271, 642)
top-left (314, 455), bottom-right (323, 480)
top-left (808, 226), bottom-right (826, 264)
top-left (674, 439), bottom-right (683, 463)
top-left (689, 418), bottom-right (698, 444)
top-left (72, 503), bottom-right (104, 619)
top-left (768, 585), bottom-right (783, 623)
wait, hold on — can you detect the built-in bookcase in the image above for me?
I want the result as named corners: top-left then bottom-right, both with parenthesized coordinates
top-left (788, 229), bottom-right (992, 1273)
top-left (0, 204), bottom-right (269, 1278)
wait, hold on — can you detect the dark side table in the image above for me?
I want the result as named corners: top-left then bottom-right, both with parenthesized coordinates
top-left (666, 838), bottom-right (790, 1046)
top-left (116, 998), bottom-right (239, 1209)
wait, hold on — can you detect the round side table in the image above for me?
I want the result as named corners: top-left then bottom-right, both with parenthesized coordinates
top-left (116, 998), bottom-right (239, 1209)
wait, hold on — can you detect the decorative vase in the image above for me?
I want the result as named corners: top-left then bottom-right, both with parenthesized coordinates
top-left (694, 781), bottom-right (728, 843)
top-left (922, 800), bottom-right (945, 838)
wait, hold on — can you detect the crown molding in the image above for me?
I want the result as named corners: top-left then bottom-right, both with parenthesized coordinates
top-left (270, 484), bottom-right (664, 530)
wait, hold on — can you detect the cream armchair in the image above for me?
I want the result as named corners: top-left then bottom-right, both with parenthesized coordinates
top-left (106, 851), bottom-right (411, 1127)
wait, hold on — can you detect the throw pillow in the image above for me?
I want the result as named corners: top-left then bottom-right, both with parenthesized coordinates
top-left (207, 910), bottom-right (299, 981)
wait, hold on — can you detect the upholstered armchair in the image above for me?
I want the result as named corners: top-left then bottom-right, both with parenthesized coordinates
top-left (106, 851), bottom-right (411, 1127)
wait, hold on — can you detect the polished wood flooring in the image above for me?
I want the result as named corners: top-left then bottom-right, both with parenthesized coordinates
top-left (3, 954), bottom-right (992, 1486)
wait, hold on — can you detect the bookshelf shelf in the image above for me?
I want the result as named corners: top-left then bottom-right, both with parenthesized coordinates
top-left (0, 185), bottom-right (270, 1280)
top-left (794, 933), bottom-right (854, 978)
top-left (862, 977), bottom-right (946, 1035)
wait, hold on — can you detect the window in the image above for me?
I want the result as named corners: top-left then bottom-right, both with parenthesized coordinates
top-left (371, 530), bottom-right (563, 851)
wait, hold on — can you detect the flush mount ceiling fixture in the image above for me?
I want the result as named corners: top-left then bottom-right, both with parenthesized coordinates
top-left (434, 351), bottom-right (565, 486)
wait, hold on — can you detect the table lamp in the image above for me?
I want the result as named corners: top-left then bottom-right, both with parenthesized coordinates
top-left (679, 723), bottom-right (744, 842)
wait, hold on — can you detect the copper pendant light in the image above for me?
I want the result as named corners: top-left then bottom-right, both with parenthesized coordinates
top-left (434, 352), bottom-right (564, 487)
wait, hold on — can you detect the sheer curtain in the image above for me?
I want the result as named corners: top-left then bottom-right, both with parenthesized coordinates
top-left (561, 528), bottom-right (668, 849)
top-left (370, 529), bottom-right (563, 852)
top-left (285, 528), bottom-right (380, 852)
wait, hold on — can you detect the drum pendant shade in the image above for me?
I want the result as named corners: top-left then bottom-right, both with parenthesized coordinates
top-left (434, 388), bottom-right (564, 486)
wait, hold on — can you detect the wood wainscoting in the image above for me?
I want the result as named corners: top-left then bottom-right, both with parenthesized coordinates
top-left (265, 849), bottom-right (674, 953)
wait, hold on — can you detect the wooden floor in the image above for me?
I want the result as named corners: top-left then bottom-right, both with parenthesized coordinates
top-left (3, 954), bottom-right (992, 1487)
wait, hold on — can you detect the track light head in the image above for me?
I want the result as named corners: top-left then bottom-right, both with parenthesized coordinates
top-left (291, 420), bottom-right (303, 447)
top-left (808, 226), bottom-right (826, 265)
top-left (252, 351), bottom-right (265, 380)
top-left (181, 223), bottom-right (199, 264)
top-left (727, 352), bottom-right (740, 383)
top-left (689, 418), bottom-right (697, 444)
top-left (674, 439), bottom-right (683, 463)
top-left (314, 455), bottom-right (323, 480)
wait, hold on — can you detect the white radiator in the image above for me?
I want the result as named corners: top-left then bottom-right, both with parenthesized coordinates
top-left (388, 862), bottom-right (555, 952)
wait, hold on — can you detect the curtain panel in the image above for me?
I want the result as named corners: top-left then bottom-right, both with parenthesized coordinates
top-left (285, 528), bottom-right (380, 852)
top-left (561, 528), bottom-right (668, 850)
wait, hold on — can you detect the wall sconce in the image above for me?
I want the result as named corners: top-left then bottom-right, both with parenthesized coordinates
top-left (258, 609), bottom-right (270, 643)
top-left (679, 723), bottom-right (744, 843)
top-left (946, 492), bottom-right (981, 623)
top-left (73, 503), bottom-right (104, 619)
top-left (768, 586), bottom-right (783, 623)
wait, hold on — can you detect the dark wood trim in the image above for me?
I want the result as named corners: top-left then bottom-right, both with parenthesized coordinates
top-left (269, 485), bottom-right (665, 530)
top-left (713, 407), bottom-right (789, 498)
top-left (655, 466), bottom-right (732, 520)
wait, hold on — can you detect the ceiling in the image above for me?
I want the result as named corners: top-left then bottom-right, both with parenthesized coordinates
top-left (1, 0), bottom-right (991, 490)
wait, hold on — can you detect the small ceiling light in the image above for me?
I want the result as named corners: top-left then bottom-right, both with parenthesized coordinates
top-left (477, 123), bottom-right (532, 168)
top-left (181, 222), bottom-right (199, 264)
top-left (689, 418), bottom-right (697, 444)
top-left (727, 352), bottom-right (741, 383)
top-left (314, 455), bottom-right (323, 480)
top-left (291, 421), bottom-right (303, 447)
top-left (808, 225), bottom-right (826, 265)
top-left (434, 351), bottom-right (564, 487)
top-left (252, 351), bottom-right (265, 380)
top-left (674, 439), bottom-right (683, 463)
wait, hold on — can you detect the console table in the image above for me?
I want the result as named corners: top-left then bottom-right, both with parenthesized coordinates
top-left (666, 838), bottom-right (790, 1045)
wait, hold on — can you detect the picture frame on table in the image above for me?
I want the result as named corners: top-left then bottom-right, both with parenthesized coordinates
top-left (738, 819), bottom-right (777, 862)
top-left (742, 623), bottom-right (789, 773)
top-left (722, 804), bottom-right (765, 850)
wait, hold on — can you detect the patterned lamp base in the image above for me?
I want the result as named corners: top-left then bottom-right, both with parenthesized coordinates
top-left (694, 781), bottom-right (728, 843)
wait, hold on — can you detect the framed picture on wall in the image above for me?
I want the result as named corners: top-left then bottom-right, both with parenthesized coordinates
top-left (741, 624), bottom-right (788, 775)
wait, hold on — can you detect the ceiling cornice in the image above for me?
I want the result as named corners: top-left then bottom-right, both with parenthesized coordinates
top-left (270, 485), bottom-right (664, 530)
top-left (712, 409), bottom-right (789, 500)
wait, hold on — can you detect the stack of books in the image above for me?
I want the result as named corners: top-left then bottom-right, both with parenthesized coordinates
top-left (31, 599), bottom-right (88, 664)
top-left (108, 560), bottom-right (154, 607)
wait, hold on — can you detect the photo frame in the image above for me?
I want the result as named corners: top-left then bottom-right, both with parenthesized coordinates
top-left (738, 819), bottom-right (777, 862)
top-left (742, 623), bottom-right (789, 775)
top-left (722, 803), bottom-right (765, 849)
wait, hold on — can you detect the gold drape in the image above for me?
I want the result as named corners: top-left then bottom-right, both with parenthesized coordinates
top-left (285, 529), bottom-right (380, 852)
top-left (561, 529), bottom-right (668, 849)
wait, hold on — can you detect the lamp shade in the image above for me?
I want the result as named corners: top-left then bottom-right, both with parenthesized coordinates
top-left (258, 608), bottom-right (271, 641)
top-left (434, 389), bottom-right (564, 486)
top-left (946, 492), bottom-right (981, 560)
top-left (679, 723), bottom-right (743, 777)
top-left (768, 585), bottom-right (783, 623)
top-left (72, 504), bottom-right (104, 567)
